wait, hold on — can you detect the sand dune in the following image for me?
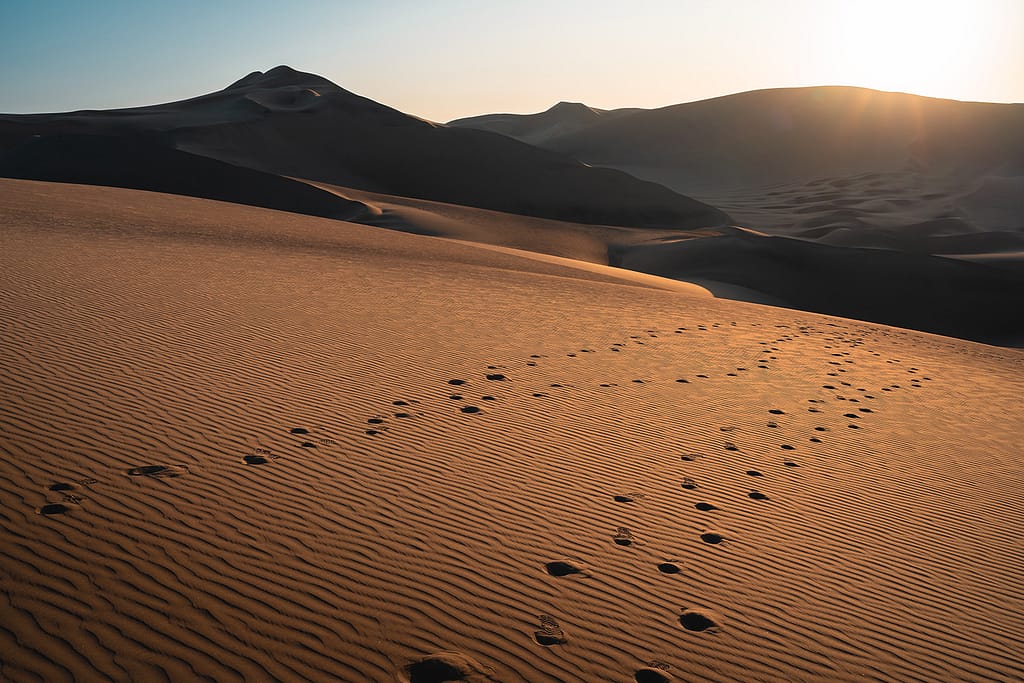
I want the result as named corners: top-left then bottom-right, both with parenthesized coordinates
top-left (2, 179), bottom-right (1022, 682)
top-left (449, 101), bottom-right (640, 147)
top-left (2, 71), bottom-right (1020, 347)
top-left (294, 181), bottom-right (1024, 344)
top-left (450, 88), bottom-right (1024, 259)
top-left (0, 66), bottom-right (728, 230)
top-left (0, 133), bottom-right (369, 221)
top-left (451, 86), bottom-right (1024, 191)
top-left (614, 228), bottom-right (1024, 345)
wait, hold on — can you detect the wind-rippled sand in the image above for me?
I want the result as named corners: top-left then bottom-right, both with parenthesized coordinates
top-left (2, 179), bottom-right (1022, 682)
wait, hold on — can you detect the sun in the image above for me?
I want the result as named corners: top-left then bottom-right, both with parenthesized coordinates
top-left (830, 0), bottom-right (991, 98)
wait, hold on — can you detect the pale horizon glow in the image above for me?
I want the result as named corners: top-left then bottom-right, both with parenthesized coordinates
top-left (1, 0), bottom-right (1021, 122)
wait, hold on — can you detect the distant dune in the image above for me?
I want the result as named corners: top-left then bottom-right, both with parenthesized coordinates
top-left (2, 178), bottom-right (1022, 682)
top-left (614, 228), bottom-right (1024, 345)
top-left (2, 69), bottom-right (1021, 344)
top-left (450, 87), bottom-right (1024, 256)
top-left (449, 101), bottom-right (640, 147)
top-left (451, 86), bottom-right (1024, 191)
top-left (0, 66), bottom-right (728, 230)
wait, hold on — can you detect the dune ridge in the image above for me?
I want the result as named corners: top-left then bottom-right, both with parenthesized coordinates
top-left (450, 88), bottom-right (1024, 267)
top-left (0, 66), bottom-right (728, 231)
top-left (2, 179), bottom-right (1022, 682)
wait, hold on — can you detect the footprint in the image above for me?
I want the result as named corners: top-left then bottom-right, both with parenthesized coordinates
top-left (460, 405), bottom-right (481, 414)
top-left (694, 502), bottom-right (718, 511)
top-left (243, 455), bottom-right (270, 465)
top-left (447, 379), bottom-right (466, 386)
top-left (545, 560), bottom-right (584, 577)
top-left (635, 666), bottom-right (673, 683)
top-left (614, 494), bottom-right (643, 503)
top-left (614, 527), bottom-right (635, 546)
top-left (534, 615), bottom-right (568, 646)
top-left (485, 373), bottom-right (507, 381)
top-left (289, 427), bottom-right (309, 435)
top-left (748, 490), bottom-right (769, 500)
top-left (700, 532), bottom-right (724, 544)
top-left (657, 562), bottom-right (682, 574)
top-left (127, 465), bottom-right (189, 478)
top-left (48, 482), bottom-right (75, 492)
top-left (402, 651), bottom-right (493, 683)
top-left (38, 503), bottom-right (71, 515)
top-left (681, 453), bottom-right (701, 462)
top-left (681, 478), bottom-right (698, 490)
top-left (679, 608), bottom-right (720, 632)
top-left (746, 470), bottom-right (762, 477)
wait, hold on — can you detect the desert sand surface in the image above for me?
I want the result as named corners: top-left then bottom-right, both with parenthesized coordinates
top-left (299, 182), bottom-right (1024, 345)
top-left (451, 87), bottom-right (1024, 340)
top-left (2, 178), bottom-right (1023, 682)
top-left (3, 69), bottom-right (1021, 344)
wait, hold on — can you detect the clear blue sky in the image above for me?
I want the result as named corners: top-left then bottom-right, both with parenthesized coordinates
top-left (2, 0), bottom-right (1021, 121)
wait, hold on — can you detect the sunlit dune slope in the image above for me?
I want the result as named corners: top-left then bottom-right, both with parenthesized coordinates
top-left (2, 179), bottom-right (1022, 682)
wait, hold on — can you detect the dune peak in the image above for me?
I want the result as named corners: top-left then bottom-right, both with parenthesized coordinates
top-left (224, 65), bottom-right (338, 92)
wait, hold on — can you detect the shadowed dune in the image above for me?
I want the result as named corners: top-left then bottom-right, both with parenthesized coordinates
top-left (615, 228), bottom-right (1024, 345)
top-left (0, 66), bottom-right (728, 230)
top-left (0, 133), bottom-right (369, 221)
top-left (449, 101), bottom-right (640, 147)
top-left (450, 87), bottom-right (1024, 257)
top-left (2, 71), bottom-right (1021, 345)
top-left (452, 86), bottom-right (1024, 192)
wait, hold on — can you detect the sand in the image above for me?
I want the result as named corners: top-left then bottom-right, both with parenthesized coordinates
top-left (0, 66), bottom-right (727, 231)
top-left (2, 178), bottom-right (1023, 682)
top-left (5, 70), bottom-right (1022, 343)
top-left (450, 87), bottom-right (1024, 342)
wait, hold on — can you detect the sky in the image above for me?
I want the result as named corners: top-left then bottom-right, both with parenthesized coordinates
top-left (1, 0), bottom-right (1022, 121)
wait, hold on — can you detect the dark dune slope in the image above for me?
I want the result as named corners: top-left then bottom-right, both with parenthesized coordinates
top-left (458, 86), bottom-right (1024, 192)
top-left (0, 133), bottom-right (368, 221)
top-left (0, 67), bottom-right (728, 230)
top-left (615, 229), bottom-right (1024, 344)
